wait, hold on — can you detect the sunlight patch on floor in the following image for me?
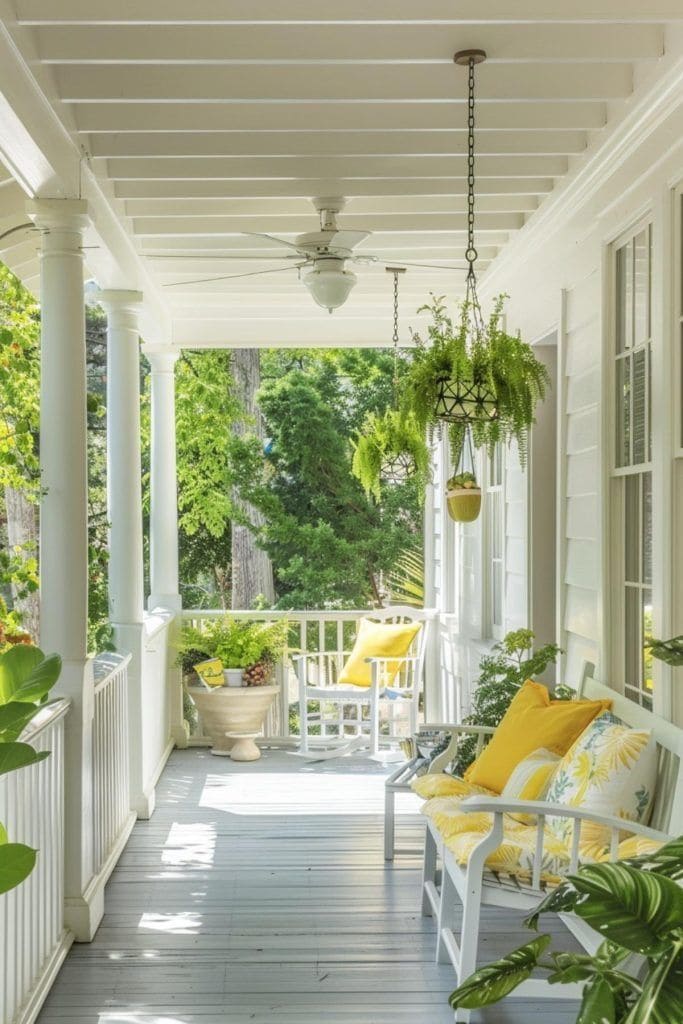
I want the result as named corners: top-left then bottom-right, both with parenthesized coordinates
top-left (161, 821), bottom-right (216, 867)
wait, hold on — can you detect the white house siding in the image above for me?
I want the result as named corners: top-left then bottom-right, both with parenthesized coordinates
top-left (561, 271), bottom-right (602, 685)
top-left (504, 441), bottom-right (528, 634)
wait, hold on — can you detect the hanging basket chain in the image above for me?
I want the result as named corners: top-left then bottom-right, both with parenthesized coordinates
top-left (463, 54), bottom-right (485, 337)
top-left (392, 268), bottom-right (400, 403)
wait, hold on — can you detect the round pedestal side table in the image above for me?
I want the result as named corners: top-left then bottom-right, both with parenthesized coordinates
top-left (188, 684), bottom-right (279, 758)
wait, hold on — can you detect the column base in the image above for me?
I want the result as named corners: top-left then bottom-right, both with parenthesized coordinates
top-left (65, 885), bottom-right (104, 943)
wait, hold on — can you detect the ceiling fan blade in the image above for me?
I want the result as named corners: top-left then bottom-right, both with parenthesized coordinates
top-left (350, 256), bottom-right (469, 271)
top-left (147, 253), bottom-right (303, 261)
top-left (163, 263), bottom-right (307, 289)
top-left (242, 232), bottom-right (304, 253)
top-left (326, 230), bottom-right (370, 250)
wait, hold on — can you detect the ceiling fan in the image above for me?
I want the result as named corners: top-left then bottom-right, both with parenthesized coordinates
top-left (156, 197), bottom-right (466, 313)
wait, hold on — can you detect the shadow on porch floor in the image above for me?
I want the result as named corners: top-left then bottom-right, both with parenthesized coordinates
top-left (37, 749), bottom-right (580, 1023)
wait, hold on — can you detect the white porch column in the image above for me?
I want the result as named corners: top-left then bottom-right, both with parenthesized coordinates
top-left (147, 348), bottom-right (180, 611)
top-left (146, 347), bottom-right (187, 748)
top-left (100, 291), bottom-right (150, 814)
top-left (27, 198), bottom-right (100, 940)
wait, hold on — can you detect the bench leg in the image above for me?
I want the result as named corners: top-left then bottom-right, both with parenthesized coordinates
top-left (421, 825), bottom-right (437, 916)
top-left (435, 863), bottom-right (459, 965)
top-left (384, 787), bottom-right (395, 861)
top-left (450, 870), bottom-right (484, 1023)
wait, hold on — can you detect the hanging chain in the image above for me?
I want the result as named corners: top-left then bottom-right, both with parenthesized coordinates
top-left (465, 56), bottom-right (477, 281)
top-left (392, 269), bottom-right (400, 397)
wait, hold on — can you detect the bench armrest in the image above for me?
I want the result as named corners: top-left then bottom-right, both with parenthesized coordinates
top-left (419, 723), bottom-right (496, 774)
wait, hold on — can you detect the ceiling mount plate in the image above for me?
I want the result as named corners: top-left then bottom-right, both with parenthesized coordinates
top-left (385, 266), bottom-right (407, 274)
top-left (453, 49), bottom-right (487, 66)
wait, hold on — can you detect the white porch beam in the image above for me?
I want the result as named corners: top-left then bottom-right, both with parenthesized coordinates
top-left (55, 63), bottom-right (632, 103)
top-left (75, 101), bottom-right (608, 134)
top-left (15, 0), bottom-right (683, 23)
top-left (33, 23), bottom-right (664, 64)
top-left (88, 130), bottom-right (588, 159)
top-left (123, 194), bottom-right (540, 217)
top-left (146, 348), bottom-right (180, 612)
top-left (27, 197), bottom-right (101, 941)
top-left (114, 177), bottom-right (556, 199)
top-left (102, 155), bottom-right (569, 180)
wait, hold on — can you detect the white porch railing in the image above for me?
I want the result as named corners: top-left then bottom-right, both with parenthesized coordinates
top-left (182, 609), bottom-right (442, 742)
top-left (92, 653), bottom-right (134, 875)
top-left (0, 699), bottom-right (71, 1024)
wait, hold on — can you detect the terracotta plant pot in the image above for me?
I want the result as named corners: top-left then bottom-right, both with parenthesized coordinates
top-left (446, 486), bottom-right (482, 523)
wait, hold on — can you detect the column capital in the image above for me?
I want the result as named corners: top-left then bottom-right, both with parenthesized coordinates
top-left (145, 346), bottom-right (180, 374)
top-left (99, 289), bottom-right (143, 312)
top-left (26, 198), bottom-right (89, 233)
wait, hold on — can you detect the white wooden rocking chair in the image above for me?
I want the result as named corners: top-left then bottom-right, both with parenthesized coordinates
top-left (293, 606), bottom-right (432, 757)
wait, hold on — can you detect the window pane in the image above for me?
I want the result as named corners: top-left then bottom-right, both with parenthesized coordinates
top-left (642, 472), bottom-right (652, 585)
top-left (492, 563), bottom-right (503, 628)
top-left (642, 587), bottom-right (653, 696)
top-left (616, 241), bottom-right (633, 353)
top-left (615, 356), bottom-right (630, 467)
top-left (633, 229), bottom-right (649, 345)
top-left (632, 347), bottom-right (647, 465)
top-left (492, 494), bottom-right (502, 560)
top-left (624, 586), bottom-right (641, 695)
top-left (624, 474), bottom-right (640, 583)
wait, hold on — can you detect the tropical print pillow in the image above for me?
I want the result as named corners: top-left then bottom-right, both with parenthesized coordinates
top-left (545, 712), bottom-right (657, 852)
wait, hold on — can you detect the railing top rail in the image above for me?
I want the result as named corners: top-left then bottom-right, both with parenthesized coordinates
top-left (93, 651), bottom-right (132, 691)
top-left (182, 607), bottom-right (437, 621)
top-left (19, 698), bottom-right (70, 743)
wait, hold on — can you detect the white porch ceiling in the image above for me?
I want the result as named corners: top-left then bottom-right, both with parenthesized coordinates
top-left (0, 3), bottom-right (681, 347)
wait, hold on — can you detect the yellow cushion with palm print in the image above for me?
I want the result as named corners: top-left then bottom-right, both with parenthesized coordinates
top-left (444, 820), bottom-right (573, 886)
top-left (411, 773), bottom-right (494, 801)
top-left (545, 712), bottom-right (657, 850)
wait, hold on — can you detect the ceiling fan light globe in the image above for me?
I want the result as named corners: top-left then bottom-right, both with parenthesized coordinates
top-left (303, 267), bottom-right (357, 312)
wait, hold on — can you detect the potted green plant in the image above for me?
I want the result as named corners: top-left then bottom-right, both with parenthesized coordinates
top-left (404, 295), bottom-right (550, 470)
top-left (448, 836), bottom-right (683, 1023)
top-left (351, 408), bottom-right (430, 501)
top-left (179, 618), bottom-right (289, 688)
top-left (446, 470), bottom-right (481, 523)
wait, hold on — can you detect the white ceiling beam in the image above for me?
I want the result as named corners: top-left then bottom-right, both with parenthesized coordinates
top-left (131, 212), bottom-right (524, 235)
top-left (114, 177), bottom-right (555, 199)
top-left (74, 101), bottom-right (608, 133)
top-left (16, 0), bottom-right (683, 24)
top-left (55, 63), bottom-right (633, 102)
top-left (103, 154), bottom-right (568, 180)
top-left (141, 231), bottom-right (512, 251)
top-left (123, 195), bottom-right (539, 216)
top-left (88, 130), bottom-right (587, 159)
top-left (34, 23), bottom-right (664, 63)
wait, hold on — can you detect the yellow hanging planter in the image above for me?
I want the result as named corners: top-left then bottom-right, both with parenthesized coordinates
top-left (446, 473), bottom-right (482, 522)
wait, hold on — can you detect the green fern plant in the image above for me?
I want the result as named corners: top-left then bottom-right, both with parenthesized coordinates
top-left (405, 294), bottom-right (550, 468)
top-left (351, 408), bottom-right (430, 502)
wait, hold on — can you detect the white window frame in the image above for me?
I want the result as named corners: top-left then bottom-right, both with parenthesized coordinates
top-left (608, 217), bottom-right (655, 710)
top-left (484, 444), bottom-right (505, 640)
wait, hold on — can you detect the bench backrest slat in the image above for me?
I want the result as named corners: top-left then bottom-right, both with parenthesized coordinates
top-left (577, 662), bottom-right (683, 835)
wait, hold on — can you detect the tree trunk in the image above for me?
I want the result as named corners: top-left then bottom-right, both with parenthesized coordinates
top-left (4, 486), bottom-right (40, 639)
top-left (230, 349), bottom-right (275, 609)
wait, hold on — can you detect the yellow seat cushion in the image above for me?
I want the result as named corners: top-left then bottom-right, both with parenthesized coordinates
top-left (445, 819), bottom-right (573, 886)
top-left (465, 680), bottom-right (611, 793)
top-left (337, 618), bottom-right (421, 688)
top-left (411, 773), bottom-right (487, 801)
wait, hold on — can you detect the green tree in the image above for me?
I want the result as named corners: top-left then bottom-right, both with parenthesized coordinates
top-left (233, 348), bottom-right (423, 609)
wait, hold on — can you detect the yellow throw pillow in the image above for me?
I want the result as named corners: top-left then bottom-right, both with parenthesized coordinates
top-left (194, 658), bottom-right (224, 687)
top-left (465, 680), bottom-right (611, 794)
top-left (501, 747), bottom-right (561, 823)
top-left (338, 618), bottom-right (421, 688)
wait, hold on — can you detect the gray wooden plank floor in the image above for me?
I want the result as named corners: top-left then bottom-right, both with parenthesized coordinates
top-left (38, 749), bottom-right (580, 1023)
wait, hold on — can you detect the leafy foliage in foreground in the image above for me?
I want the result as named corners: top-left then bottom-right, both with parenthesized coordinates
top-left (449, 837), bottom-right (683, 1024)
top-left (0, 645), bottom-right (62, 894)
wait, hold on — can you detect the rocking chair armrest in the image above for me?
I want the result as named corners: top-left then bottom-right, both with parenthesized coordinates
top-left (459, 796), bottom-right (670, 844)
top-left (363, 655), bottom-right (419, 666)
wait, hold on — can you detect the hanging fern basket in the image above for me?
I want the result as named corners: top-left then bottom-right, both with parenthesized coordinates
top-left (434, 375), bottom-right (498, 424)
top-left (446, 484), bottom-right (482, 523)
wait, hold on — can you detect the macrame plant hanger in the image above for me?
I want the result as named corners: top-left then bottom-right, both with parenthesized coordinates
top-left (380, 266), bottom-right (413, 485)
top-left (435, 49), bottom-right (497, 440)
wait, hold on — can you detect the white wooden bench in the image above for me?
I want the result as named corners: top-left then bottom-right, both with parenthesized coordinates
top-left (418, 662), bottom-right (683, 1022)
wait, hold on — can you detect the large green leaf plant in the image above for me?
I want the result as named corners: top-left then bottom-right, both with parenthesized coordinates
top-left (0, 644), bottom-right (62, 894)
top-left (449, 836), bottom-right (683, 1024)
